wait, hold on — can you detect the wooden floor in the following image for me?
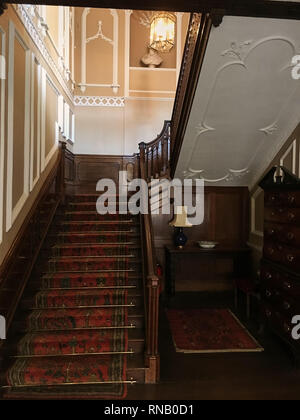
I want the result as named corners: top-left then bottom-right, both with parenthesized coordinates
top-left (127, 292), bottom-right (300, 400)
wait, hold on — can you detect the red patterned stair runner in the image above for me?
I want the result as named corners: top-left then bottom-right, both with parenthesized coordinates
top-left (3, 195), bottom-right (141, 399)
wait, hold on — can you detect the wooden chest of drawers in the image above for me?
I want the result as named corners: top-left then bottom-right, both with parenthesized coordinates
top-left (259, 167), bottom-right (300, 364)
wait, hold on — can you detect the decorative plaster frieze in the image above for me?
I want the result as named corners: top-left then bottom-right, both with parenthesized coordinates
top-left (74, 96), bottom-right (125, 107)
top-left (14, 4), bottom-right (74, 103)
top-left (222, 40), bottom-right (253, 62)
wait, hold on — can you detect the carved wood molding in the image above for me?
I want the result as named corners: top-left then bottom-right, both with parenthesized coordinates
top-left (170, 13), bottom-right (213, 179)
top-left (6, 1), bottom-right (300, 20)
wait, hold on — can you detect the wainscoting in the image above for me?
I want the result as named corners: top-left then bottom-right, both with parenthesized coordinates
top-left (63, 152), bottom-right (139, 194)
top-left (152, 187), bottom-right (249, 292)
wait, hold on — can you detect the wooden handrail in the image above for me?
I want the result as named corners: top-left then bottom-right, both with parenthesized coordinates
top-left (170, 13), bottom-right (213, 178)
top-left (0, 142), bottom-right (65, 337)
top-left (140, 121), bottom-right (171, 182)
top-left (139, 142), bottom-right (160, 383)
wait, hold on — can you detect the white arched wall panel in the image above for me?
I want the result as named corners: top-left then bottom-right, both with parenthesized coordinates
top-left (6, 21), bottom-right (31, 232)
top-left (0, 26), bottom-right (6, 244)
top-left (30, 54), bottom-right (41, 191)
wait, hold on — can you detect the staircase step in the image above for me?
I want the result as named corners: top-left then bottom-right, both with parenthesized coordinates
top-left (33, 272), bottom-right (140, 290)
top-left (60, 213), bottom-right (135, 222)
top-left (65, 203), bottom-right (132, 212)
top-left (21, 289), bottom-right (142, 310)
top-left (47, 232), bottom-right (140, 245)
top-left (5, 329), bottom-right (144, 357)
top-left (50, 244), bottom-right (140, 258)
top-left (14, 308), bottom-right (144, 332)
top-left (3, 354), bottom-right (130, 387)
top-left (67, 195), bottom-right (133, 204)
top-left (43, 257), bottom-right (141, 273)
top-left (53, 221), bottom-right (139, 233)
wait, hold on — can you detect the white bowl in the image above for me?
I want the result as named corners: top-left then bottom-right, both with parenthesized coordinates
top-left (198, 241), bottom-right (218, 249)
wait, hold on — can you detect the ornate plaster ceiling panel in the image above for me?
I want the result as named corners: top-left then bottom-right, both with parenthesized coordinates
top-left (175, 16), bottom-right (300, 187)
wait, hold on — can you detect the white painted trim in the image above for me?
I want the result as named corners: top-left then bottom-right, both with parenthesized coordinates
top-left (58, 94), bottom-right (64, 130)
top-left (64, 102), bottom-right (70, 139)
top-left (129, 90), bottom-right (176, 95)
top-left (80, 7), bottom-right (90, 93)
top-left (280, 139), bottom-right (297, 174)
top-left (78, 83), bottom-right (120, 89)
top-left (110, 9), bottom-right (119, 95)
top-left (40, 67), bottom-right (46, 172)
top-left (30, 54), bottom-right (41, 192)
top-left (74, 96), bottom-right (125, 107)
top-left (71, 113), bottom-right (75, 143)
top-left (126, 96), bottom-right (174, 102)
top-left (130, 67), bottom-right (177, 72)
top-left (176, 13), bottom-right (184, 82)
top-left (124, 10), bottom-right (132, 98)
top-left (45, 122), bottom-right (59, 168)
top-left (71, 7), bottom-right (75, 83)
top-left (42, 73), bottom-right (60, 169)
top-left (6, 22), bottom-right (31, 232)
top-left (81, 8), bottom-right (119, 94)
top-left (0, 26), bottom-right (6, 244)
top-left (64, 7), bottom-right (70, 80)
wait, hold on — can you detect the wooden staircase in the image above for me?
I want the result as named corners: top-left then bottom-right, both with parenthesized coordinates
top-left (0, 194), bottom-right (148, 398)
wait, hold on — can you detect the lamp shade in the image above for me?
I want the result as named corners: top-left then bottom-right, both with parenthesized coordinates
top-left (169, 206), bottom-right (193, 228)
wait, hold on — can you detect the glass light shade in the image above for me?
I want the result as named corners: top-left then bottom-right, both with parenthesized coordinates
top-left (150, 12), bottom-right (176, 53)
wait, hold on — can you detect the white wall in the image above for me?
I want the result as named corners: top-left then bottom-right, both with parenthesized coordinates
top-left (74, 98), bottom-right (174, 156)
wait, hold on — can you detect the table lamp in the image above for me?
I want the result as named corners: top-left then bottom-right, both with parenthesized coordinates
top-left (169, 206), bottom-right (193, 248)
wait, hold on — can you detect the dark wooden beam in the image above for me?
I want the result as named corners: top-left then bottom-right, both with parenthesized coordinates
top-left (5, 0), bottom-right (300, 20)
top-left (0, 2), bottom-right (7, 16)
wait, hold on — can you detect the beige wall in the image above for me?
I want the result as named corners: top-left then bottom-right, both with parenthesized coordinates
top-left (0, 5), bottom-right (74, 266)
top-left (74, 98), bottom-right (173, 155)
top-left (0, 5), bottom-right (189, 266)
top-left (74, 8), bottom-right (189, 98)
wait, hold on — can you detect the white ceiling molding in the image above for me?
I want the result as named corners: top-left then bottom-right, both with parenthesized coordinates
top-left (175, 16), bottom-right (300, 187)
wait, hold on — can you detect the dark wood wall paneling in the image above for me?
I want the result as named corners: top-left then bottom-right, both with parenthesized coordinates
top-left (153, 187), bottom-right (250, 292)
top-left (64, 152), bottom-right (139, 194)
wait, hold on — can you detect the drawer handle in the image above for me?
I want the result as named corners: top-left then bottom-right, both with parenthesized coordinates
top-left (283, 281), bottom-right (291, 290)
top-left (283, 301), bottom-right (291, 310)
top-left (267, 229), bottom-right (275, 236)
top-left (268, 248), bottom-right (275, 255)
top-left (266, 290), bottom-right (272, 298)
top-left (287, 255), bottom-right (295, 263)
top-left (266, 272), bottom-right (272, 280)
top-left (288, 195), bottom-right (295, 204)
top-left (288, 213), bottom-right (295, 221)
top-left (266, 309), bottom-right (272, 318)
top-left (287, 232), bottom-right (295, 241)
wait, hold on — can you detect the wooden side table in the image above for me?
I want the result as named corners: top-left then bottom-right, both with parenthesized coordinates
top-left (165, 245), bottom-right (251, 297)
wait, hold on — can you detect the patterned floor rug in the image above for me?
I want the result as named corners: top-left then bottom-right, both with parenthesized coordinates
top-left (166, 308), bottom-right (264, 353)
